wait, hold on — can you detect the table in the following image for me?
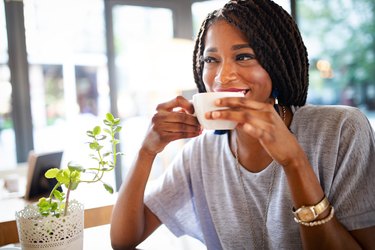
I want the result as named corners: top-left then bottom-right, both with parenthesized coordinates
top-left (84, 224), bottom-right (206, 250)
top-left (0, 173), bottom-right (205, 249)
top-left (0, 192), bottom-right (205, 249)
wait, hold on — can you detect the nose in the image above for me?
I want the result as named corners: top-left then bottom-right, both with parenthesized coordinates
top-left (214, 60), bottom-right (236, 85)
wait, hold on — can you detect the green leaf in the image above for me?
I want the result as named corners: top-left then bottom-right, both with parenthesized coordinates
top-left (103, 183), bottom-right (114, 194)
top-left (114, 126), bottom-right (122, 133)
top-left (70, 181), bottom-right (80, 190)
top-left (106, 113), bottom-right (115, 123)
top-left (97, 135), bottom-right (107, 141)
top-left (37, 198), bottom-right (49, 209)
top-left (89, 141), bottom-right (99, 150)
top-left (68, 162), bottom-right (85, 172)
top-left (70, 171), bottom-right (81, 183)
top-left (113, 118), bottom-right (120, 125)
top-left (111, 139), bottom-right (120, 145)
top-left (51, 202), bottom-right (58, 211)
top-left (53, 189), bottom-right (64, 201)
top-left (56, 169), bottom-right (70, 186)
top-left (45, 168), bottom-right (59, 179)
top-left (92, 126), bottom-right (101, 136)
top-left (103, 152), bottom-right (111, 157)
top-left (39, 209), bottom-right (50, 217)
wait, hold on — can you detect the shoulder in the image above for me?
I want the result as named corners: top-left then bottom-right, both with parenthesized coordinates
top-left (292, 104), bottom-right (372, 131)
top-left (295, 104), bottom-right (366, 120)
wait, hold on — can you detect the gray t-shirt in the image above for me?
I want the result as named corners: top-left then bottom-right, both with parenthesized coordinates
top-left (145, 105), bottom-right (375, 250)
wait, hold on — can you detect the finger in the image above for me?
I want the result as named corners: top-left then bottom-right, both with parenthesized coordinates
top-left (156, 96), bottom-right (195, 114)
top-left (150, 124), bottom-right (201, 148)
top-left (155, 121), bottom-right (202, 134)
top-left (207, 106), bottom-right (278, 125)
top-left (151, 111), bottom-right (202, 138)
top-left (153, 111), bottom-right (200, 127)
top-left (215, 97), bottom-right (272, 111)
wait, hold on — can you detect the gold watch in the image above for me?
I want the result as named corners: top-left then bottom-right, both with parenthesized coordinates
top-left (293, 196), bottom-right (330, 223)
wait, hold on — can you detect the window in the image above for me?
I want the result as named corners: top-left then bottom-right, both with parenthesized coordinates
top-left (298, 0), bottom-right (375, 126)
top-left (23, 0), bottom-right (111, 173)
top-left (111, 4), bottom-right (195, 178)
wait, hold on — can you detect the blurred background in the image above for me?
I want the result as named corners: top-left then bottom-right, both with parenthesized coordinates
top-left (1, 0), bottom-right (374, 191)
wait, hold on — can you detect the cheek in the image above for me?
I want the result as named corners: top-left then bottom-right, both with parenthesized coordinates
top-left (244, 68), bottom-right (273, 96)
top-left (245, 67), bottom-right (271, 84)
top-left (202, 68), bottom-right (215, 91)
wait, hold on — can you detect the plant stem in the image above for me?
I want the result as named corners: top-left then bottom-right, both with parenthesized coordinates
top-left (49, 183), bottom-right (61, 204)
top-left (64, 181), bottom-right (72, 216)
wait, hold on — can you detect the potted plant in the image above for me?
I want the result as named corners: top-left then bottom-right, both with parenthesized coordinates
top-left (15, 113), bottom-right (123, 250)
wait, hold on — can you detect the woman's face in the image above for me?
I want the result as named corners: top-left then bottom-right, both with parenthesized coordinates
top-left (202, 20), bottom-right (273, 103)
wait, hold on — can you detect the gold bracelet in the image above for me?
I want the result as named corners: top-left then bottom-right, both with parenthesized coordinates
top-left (294, 206), bottom-right (335, 227)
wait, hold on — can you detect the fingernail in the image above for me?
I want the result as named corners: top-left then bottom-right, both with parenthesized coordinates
top-left (212, 111), bottom-right (221, 118)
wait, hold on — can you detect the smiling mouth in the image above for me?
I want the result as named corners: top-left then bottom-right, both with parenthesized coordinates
top-left (215, 88), bottom-right (250, 94)
top-left (243, 89), bottom-right (250, 95)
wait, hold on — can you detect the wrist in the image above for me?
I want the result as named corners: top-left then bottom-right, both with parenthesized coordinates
top-left (281, 154), bottom-right (309, 174)
top-left (293, 196), bottom-right (330, 223)
top-left (139, 146), bottom-right (158, 159)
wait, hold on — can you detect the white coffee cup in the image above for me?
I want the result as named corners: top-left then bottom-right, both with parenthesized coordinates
top-left (192, 92), bottom-right (244, 130)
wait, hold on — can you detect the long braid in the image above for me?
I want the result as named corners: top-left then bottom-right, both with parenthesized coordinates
top-left (193, 11), bottom-right (219, 93)
top-left (253, 0), bottom-right (302, 104)
top-left (192, 0), bottom-right (309, 106)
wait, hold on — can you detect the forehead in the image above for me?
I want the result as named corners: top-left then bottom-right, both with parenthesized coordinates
top-left (204, 20), bottom-right (249, 49)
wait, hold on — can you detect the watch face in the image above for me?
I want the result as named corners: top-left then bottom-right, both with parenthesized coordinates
top-left (298, 207), bottom-right (316, 222)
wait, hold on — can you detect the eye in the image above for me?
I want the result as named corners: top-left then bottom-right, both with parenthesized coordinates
top-left (236, 53), bottom-right (256, 61)
top-left (202, 56), bottom-right (218, 63)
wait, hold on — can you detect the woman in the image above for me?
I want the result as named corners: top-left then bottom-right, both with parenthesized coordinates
top-left (111, 0), bottom-right (375, 249)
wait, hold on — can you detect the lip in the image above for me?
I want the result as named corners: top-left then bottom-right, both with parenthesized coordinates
top-left (214, 88), bottom-right (244, 92)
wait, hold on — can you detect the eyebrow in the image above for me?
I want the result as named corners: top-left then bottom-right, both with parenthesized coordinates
top-left (204, 43), bottom-right (250, 53)
top-left (232, 44), bottom-right (250, 50)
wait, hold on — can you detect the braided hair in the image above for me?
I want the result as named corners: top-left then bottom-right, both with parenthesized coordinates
top-left (192, 0), bottom-right (309, 106)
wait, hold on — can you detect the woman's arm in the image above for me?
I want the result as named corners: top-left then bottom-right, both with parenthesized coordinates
top-left (282, 154), bottom-right (365, 250)
top-left (209, 98), bottom-right (375, 249)
top-left (110, 148), bottom-right (160, 250)
top-left (110, 96), bottom-right (201, 250)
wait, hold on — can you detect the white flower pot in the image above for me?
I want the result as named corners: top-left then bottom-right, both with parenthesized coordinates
top-left (15, 200), bottom-right (84, 250)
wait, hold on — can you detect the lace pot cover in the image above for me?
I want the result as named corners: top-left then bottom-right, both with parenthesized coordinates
top-left (15, 200), bottom-right (84, 250)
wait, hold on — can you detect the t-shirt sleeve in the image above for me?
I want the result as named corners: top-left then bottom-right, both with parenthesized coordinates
top-left (330, 108), bottom-right (375, 230)
top-left (144, 140), bottom-right (203, 240)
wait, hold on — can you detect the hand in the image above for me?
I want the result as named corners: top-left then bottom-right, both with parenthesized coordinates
top-left (141, 96), bottom-right (202, 155)
top-left (206, 97), bottom-right (304, 167)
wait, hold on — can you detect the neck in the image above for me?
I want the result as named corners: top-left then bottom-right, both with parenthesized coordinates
top-left (230, 129), bottom-right (272, 173)
top-left (230, 107), bottom-right (292, 172)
